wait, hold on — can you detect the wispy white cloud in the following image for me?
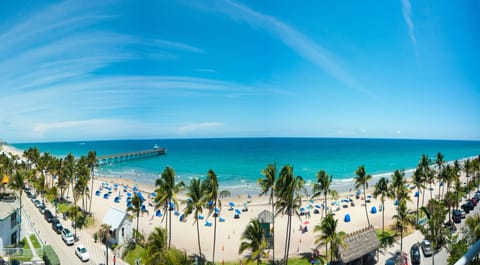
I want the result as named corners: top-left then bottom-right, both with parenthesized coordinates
top-left (199, 0), bottom-right (377, 99)
top-left (178, 122), bottom-right (223, 134)
top-left (401, 0), bottom-right (417, 53)
top-left (154, 39), bottom-right (204, 53)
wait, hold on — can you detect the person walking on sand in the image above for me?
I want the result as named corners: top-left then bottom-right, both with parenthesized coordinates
top-left (113, 255), bottom-right (116, 265)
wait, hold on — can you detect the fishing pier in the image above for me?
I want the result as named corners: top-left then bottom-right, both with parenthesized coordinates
top-left (97, 146), bottom-right (166, 165)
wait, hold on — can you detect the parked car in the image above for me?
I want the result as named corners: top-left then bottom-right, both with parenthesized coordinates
top-left (410, 243), bottom-right (421, 265)
top-left (61, 228), bottom-right (75, 245)
top-left (460, 209), bottom-right (466, 218)
top-left (452, 210), bottom-right (462, 223)
top-left (462, 201), bottom-right (474, 213)
top-left (38, 203), bottom-right (46, 214)
top-left (52, 218), bottom-right (63, 234)
top-left (444, 220), bottom-right (457, 232)
top-left (33, 199), bottom-right (42, 207)
top-left (75, 244), bottom-right (90, 262)
top-left (44, 209), bottom-right (53, 223)
top-left (470, 197), bottom-right (478, 207)
top-left (421, 239), bottom-right (433, 257)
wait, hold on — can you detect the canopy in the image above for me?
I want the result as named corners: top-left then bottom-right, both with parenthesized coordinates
top-left (344, 214), bottom-right (351, 222)
top-left (371, 206), bottom-right (377, 214)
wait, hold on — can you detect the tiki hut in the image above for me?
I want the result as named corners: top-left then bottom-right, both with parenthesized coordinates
top-left (339, 225), bottom-right (379, 264)
top-left (258, 210), bottom-right (274, 247)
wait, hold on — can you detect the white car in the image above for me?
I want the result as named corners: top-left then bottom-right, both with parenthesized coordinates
top-left (61, 228), bottom-right (74, 246)
top-left (75, 244), bottom-right (90, 262)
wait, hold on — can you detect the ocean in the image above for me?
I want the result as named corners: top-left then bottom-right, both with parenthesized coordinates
top-left (11, 138), bottom-right (480, 193)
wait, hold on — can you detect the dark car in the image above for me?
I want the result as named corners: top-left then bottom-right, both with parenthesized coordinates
top-left (452, 210), bottom-right (462, 223)
top-left (444, 220), bottom-right (457, 232)
top-left (44, 209), bottom-right (54, 223)
top-left (52, 218), bottom-right (63, 234)
top-left (462, 201), bottom-right (474, 213)
top-left (471, 198), bottom-right (478, 207)
top-left (410, 244), bottom-right (421, 265)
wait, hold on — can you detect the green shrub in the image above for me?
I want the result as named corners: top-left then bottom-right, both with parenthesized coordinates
top-left (43, 245), bottom-right (60, 265)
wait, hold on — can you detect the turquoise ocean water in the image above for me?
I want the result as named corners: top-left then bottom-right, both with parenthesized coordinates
top-left (11, 138), bottom-right (480, 193)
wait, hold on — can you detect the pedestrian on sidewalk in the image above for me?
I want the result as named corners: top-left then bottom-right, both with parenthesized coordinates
top-left (113, 255), bottom-right (116, 265)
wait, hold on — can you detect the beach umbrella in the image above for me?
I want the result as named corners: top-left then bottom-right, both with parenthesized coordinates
top-left (169, 201), bottom-right (175, 210)
top-left (174, 210), bottom-right (180, 216)
top-left (344, 214), bottom-right (351, 222)
top-left (141, 204), bottom-right (146, 212)
top-left (127, 192), bottom-right (132, 197)
top-left (394, 200), bottom-right (399, 206)
top-left (205, 221), bottom-right (212, 227)
top-left (179, 214), bottom-right (185, 222)
top-left (315, 204), bottom-right (321, 209)
top-left (150, 192), bottom-right (156, 198)
top-left (371, 206), bottom-right (377, 214)
top-left (219, 217), bottom-right (226, 222)
top-left (156, 210), bottom-right (163, 217)
top-left (300, 207), bottom-right (305, 212)
top-left (95, 190), bottom-right (101, 196)
top-left (214, 207), bottom-right (220, 214)
top-left (414, 191), bottom-right (419, 197)
top-left (356, 189), bottom-right (361, 195)
top-left (114, 197), bottom-right (120, 203)
top-left (303, 221), bottom-right (310, 225)
top-left (198, 214), bottom-right (204, 220)
top-left (235, 209), bottom-right (241, 215)
top-left (103, 193), bottom-right (109, 199)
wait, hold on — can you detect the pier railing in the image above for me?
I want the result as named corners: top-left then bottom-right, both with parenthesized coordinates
top-left (97, 147), bottom-right (166, 165)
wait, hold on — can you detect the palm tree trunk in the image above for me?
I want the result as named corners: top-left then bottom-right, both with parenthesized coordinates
top-left (88, 167), bottom-right (94, 213)
top-left (136, 212), bottom-right (139, 242)
top-left (19, 195), bottom-right (22, 241)
top-left (430, 183), bottom-right (433, 200)
top-left (324, 192), bottom-right (327, 218)
top-left (364, 184), bottom-right (370, 226)
top-left (416, 189), bottom-right (420, 225)
top-left (382, 199), bottom-right (385, 234)
top-left (285, 214), bottom-right (292, 265)
top-left (105, 243), bottom-right (109, 265)
top-left (169, 205), bottom-right (172, 249)
top-left (400, 229), bottom-right (403, 254)
top-left (422, 187), bottom-right (426, 208)
top-left (212, 199), bottom-right (218, 264)
top-left (196, 219), bottom-right (202, 257)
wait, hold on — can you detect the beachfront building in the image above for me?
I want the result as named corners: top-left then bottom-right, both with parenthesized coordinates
top-left (102, 207), bottom-right (133, 246)
top-left (258, 210), bottom-right (274, 247)
top-left (0, 193), bottom-right (20, 247)
top-left (338, 225), bottom-right (379, 264)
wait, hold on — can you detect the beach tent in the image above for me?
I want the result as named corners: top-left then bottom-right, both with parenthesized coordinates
top-left (95, 190), bottom-right (101, 196)
top-left (179, 214), bottom-right (185, 222)
top-left (141, 204), bottom-right (147, 212)
top-left (214, 207), bottom-right (220, 214)
top-left (205, 221), bottom-right (212, 227)
top-left (114, 197), bottom-right (120, 203)
top-left (127, 202), bottom-right (132, 208)
top-left (198, 214), bottom-right (204, 220)
top-left (344, 214), bottom-right (351, 222)
top-left (414, 191), bottom-right (419, 197)
top-left (103, 193), bottom-right (109, 199)
top-left (136, 192), bottom-right (145, 202)
top-left (155, 209), bottom-right (163, 217)
top-left (371, 206), bottom-right (377, 214)
top-left (174, 211), bottom-right (180, 216)
top-left (219, 217), bottom-right (226, 222)
top-left (126, 192), bottom-right (132, 197)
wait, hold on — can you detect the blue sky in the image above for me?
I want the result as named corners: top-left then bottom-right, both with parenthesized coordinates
top-left (1, 0), bottom-right (479, 143)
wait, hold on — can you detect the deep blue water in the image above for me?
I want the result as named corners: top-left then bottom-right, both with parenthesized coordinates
top-left (11, 138), bottom-right (480, 192)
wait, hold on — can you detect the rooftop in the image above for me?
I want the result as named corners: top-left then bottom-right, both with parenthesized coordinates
top-left (0, 195), bottom-right (19, 221)
top-left (339, 225), bottom-right (380, 263)
top-left (102, 207), bottom-right (128, 230)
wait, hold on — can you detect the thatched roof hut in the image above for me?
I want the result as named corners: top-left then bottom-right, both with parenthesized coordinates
top-left (339, 225), bottom-right (379, 263)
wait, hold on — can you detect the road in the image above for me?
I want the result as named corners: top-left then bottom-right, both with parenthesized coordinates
top-left (22, 192), bottom-right (127, 265)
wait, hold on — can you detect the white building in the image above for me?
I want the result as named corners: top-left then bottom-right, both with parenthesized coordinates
top-left (0, 194), bottom-right (20, 246)
top-left (102, 207), bottom-right (132, 246)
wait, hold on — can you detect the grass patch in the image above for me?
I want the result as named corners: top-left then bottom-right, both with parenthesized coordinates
top-left (30, 234), bottom-right (42, 249)
top-left (57, 202), bottom-right (70, 213)
top-left (221, 257), bottom-right (311, 265)
top-left (123, 244), bottom-right (145, 265)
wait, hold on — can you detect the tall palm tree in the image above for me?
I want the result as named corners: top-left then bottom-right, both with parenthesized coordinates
top-left (354, 165), bottom-right (372, 226)
top-left (464, 159), bottom-right (473, 197)
top-left (127, 193), bottom-right (143, 243)
top-left (465, 214), bottom-right (480, 244)
top-left (392, 199), bottom-right (413, 254)
top-left (202, 169), bottom-right (221, 264)
top-left (373, 176), bottom-right (393, 234)
top-left (435, 152), bottom-right (445, 198)
top-left (275, 164), bottom-right (305, 264)
top-left (258, 163), bottom-right (277, 263)
top-left (98, 224), bottom-right (111, 265)
top-left (239, 218), bottom-right (268, 265)
top-left (418, 154), bottom-right (431, 207)
top-left (87, 150), bottom-right (97, 214)
top-left (314, 213), bottom-right (346, 264)
top-left (144, 227), bottom-right (167, 264)
top-left (155, 166), bottom-right (184, 249)
top-left (444, 191), bottom-right (456, 222)
top-left (9, 169), bottom-right (25, 241)
top-left (184, 178), bottom-right (204, 258)
top-left (411, 169), bottom-right (426, 225)
top-left (312, 169), bottom-right (333, 218)
top-left (420, 200), bottom-right (448, 265)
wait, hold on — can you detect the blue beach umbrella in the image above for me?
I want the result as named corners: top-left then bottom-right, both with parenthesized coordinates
top-left (205, 221), bottom-right (212, 227)
top-left (169, 201), bottom-right (175, 210)
top-left (315, 204), bottom-right (321, 209)
top-left (219, 217), bottom-right (226, 222)
top-left (103, 193), bottom-right (109, 199)
top-left (127, 202), bottom-right (132, 208)
top-left (371, 206), bottom-right (377, 214)
top-left (300, 208), bottom-right (305, 212)
top-left (150, 192), bottom-right (156, 198)
top-left (137, 192), bottom-right (145, 202)
top-left (229, 202), bottom-right (235, 208)
top-left (174, 210), bottom-right (180, 216)
top-left (179, 214), bottom-right (185, 222)
top-left (214, 207), bottom-right (220, 214)
top-left (95, 190), bottom-right (101, 196)
top-left (344, 214), bottom-right (351, 222)
top-left (156, 209), bottom-right (163, 217)
top-left (114, 197), bottom-right (120, 203)
top-left (198, 214), bottom-right (204, 220)
top-left (356, 189), bottom-right (361, 195)
top-left (414, 191), bottom-right (419, 197)
top-left (127, 192), bottom-right (132, 197)
top-left (235, 209), bottom-right (241, 215)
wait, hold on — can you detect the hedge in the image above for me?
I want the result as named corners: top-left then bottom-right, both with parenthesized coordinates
top-left (42, 245), bottom-right (60, 265)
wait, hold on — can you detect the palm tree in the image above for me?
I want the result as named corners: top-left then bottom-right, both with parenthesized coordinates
top-left (155, 166), bottom-right (184, 249)
top-left (373, 176), bottom-right (393, 234)
top-left (464, 159), bottom-right (473, 197)
top-left (465, 214), bottom-right (480, 244)
top-left (420, 200), bottom-right (448, 265)
top-left (418, 154), bottom-right (431, 207)
top-left (411, 169), bottom-right (425, 225)
top-left (98, 224), bottom-right (111, 265)
top-left (392, 199), bottom-right (414, 254)
top-left (314, 213), bottom-right (346, 264)
top-left (275, 164), bottom-right (305, 264)
top-left (258, 163), bottom-right (277, 263)
top-left (143, 227), bottom-right (167, 264)
top-left (444, 191), bottom-right (456, 222)
top-left (184, 178), bottom-right (204, 258)
top-left (87, 150), bottom-right (97, 214)
top-left (9, 169), bottom-right (25, 241)
top-left (202, 169), bottom-right (221, 264)
top-left (354, 165), bottom-right (372, 226)
top-left (127, 193), bottom-right (143, 243)
top-left (312, 169), bottom-right (333, 218)
top-left (239, 218), bottom-right (268, 265)
top-left (435, 152), bottom-right (445, 198)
